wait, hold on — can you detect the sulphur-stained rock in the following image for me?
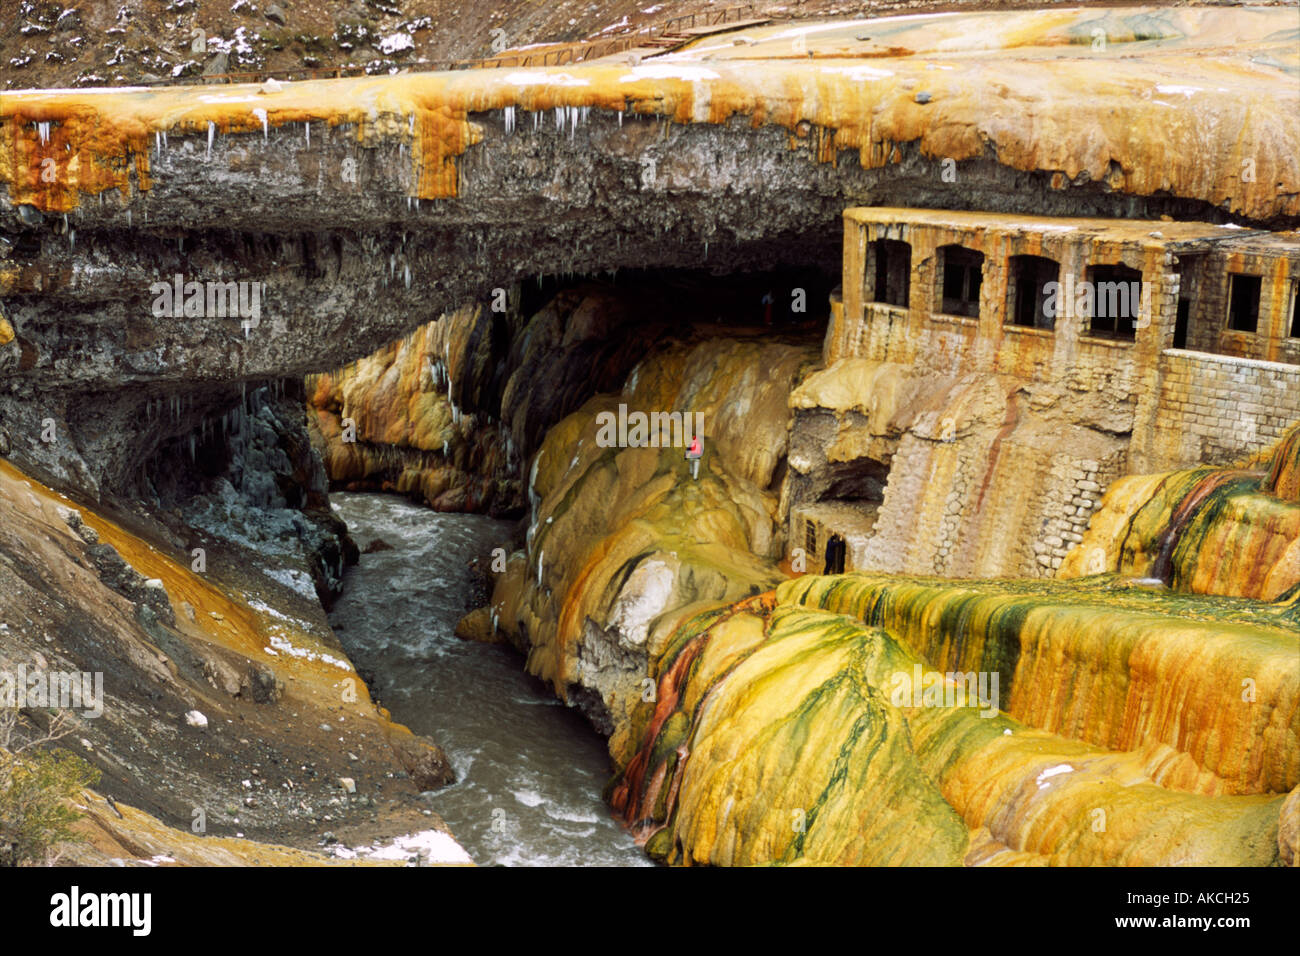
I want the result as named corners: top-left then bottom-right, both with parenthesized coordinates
top-left (0, 458), bottom-right (467, 856)
top-left (614, 601), bottom-right (969, 865)
top-left (781, 573), bottom-right (1299, 796)
top-left (1280, 786), bottom-right (1300, 867)
top-left (614, 591), bottom-right (1291, 866)
top-left (1062, 422), bottom-right (1300, 600)
top-left (307, 306), bottom-right (522, 517)
top-left (453, 606), bottom-right (507, 644)
top-left (489, 333), bottom-right (816, 754)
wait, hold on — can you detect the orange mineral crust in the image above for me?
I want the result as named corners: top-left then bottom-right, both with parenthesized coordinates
top-left (1, 6), bottom-right (1296, 218)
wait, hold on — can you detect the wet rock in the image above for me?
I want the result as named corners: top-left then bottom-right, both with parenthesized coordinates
top-left (85, 541), bottom-right (176, 626)
top-left (243, 661), bottom-right (283, 704)
top-left (15, 204), bottom-right (42, 227)
top-left (362, 537), bottom-right (394, 554)
top-left (453, 606), bottom-right (506, 644)
top-left (388, 734), bottom-right (455, 792)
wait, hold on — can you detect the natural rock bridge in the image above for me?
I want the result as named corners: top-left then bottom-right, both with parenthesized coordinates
top-left (1, 5), bottom-right (1297, 494)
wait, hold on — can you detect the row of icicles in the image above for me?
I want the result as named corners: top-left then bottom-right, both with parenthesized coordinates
top-left (143, 378), bottom-right (291, 464)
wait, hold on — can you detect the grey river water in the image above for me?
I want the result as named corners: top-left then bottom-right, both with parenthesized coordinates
top-left (327, 493), bottom-right (651, 867)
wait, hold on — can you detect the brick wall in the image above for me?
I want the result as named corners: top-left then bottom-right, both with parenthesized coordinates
top-left (1140, 349), bottom-right (1300, 469)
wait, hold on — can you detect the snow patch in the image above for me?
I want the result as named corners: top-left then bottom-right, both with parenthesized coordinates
top-left (503, 71), bottom-right (590, 87)
top-left (379, 33), bottom-right (414, 55)
top-left (260, 567), bottom-right (317, 599)
top-left (620, 64), bottom-right (720, 82)
top-left (333, 829), bottom-right (473, 864)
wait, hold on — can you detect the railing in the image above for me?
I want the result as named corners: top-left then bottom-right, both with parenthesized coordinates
top-left (664, 4), bottom-right (757, 34)
top-left (473, 34), bottom-right (649, 70)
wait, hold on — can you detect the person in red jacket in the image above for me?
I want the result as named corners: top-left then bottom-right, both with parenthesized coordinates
top-left (685, 434), bottom-right (703, 480)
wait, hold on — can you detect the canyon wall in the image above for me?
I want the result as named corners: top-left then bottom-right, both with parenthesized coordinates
top-left (0, 457), bottom-right (464, 861)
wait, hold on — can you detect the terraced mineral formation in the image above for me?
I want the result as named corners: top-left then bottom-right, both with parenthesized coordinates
top-left (1062, 423), bottom-right (1300, 600)
top-left (611, 592), bottom-right (1292, 865)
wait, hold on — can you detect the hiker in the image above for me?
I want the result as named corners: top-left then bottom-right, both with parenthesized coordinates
top-left (685, 434), bottom-right (703, 480)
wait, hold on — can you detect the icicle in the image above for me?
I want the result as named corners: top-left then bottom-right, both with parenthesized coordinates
top-left (162, 130), bottom-right (167, 150)
top-left (409, 113), bottom-right (415, 134)
top-left (618, 110), bottom-right (623, 128)
top-left (537, 550), bottom-right (544, 588)
top-left (155, 130), bottom-right (161, 152)
top-left (554, 106), bottom-right (564, 133)
top-left (443, 440), bottom-right (448, 457)
top-left (304, 121), bottom-right (310, 146)
top-left (207, 121), bottom-right (215, 158)
top-left (253, 108), bottom-right (268, 140)
top-left (189, 434), bottom-right (196, 462)
top-left (403, 263), bottom-right (411, 289)
top-left (68, 229), bottom-right (74, 250)
top-left (37, 121), bottom-right (50, 145)
top-left (504, 105), bottom-right (515, 135)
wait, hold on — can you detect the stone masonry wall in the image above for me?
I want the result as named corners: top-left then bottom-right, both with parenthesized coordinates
top-left (1139, 350), bottom-right (1300, 470)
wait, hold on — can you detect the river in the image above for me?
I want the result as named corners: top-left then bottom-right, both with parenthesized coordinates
top-left (327, 492), bottom-right (651, 867)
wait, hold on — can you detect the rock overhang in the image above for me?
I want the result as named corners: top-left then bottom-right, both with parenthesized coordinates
top-left (0, 4), bottom-right (1296, 224)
